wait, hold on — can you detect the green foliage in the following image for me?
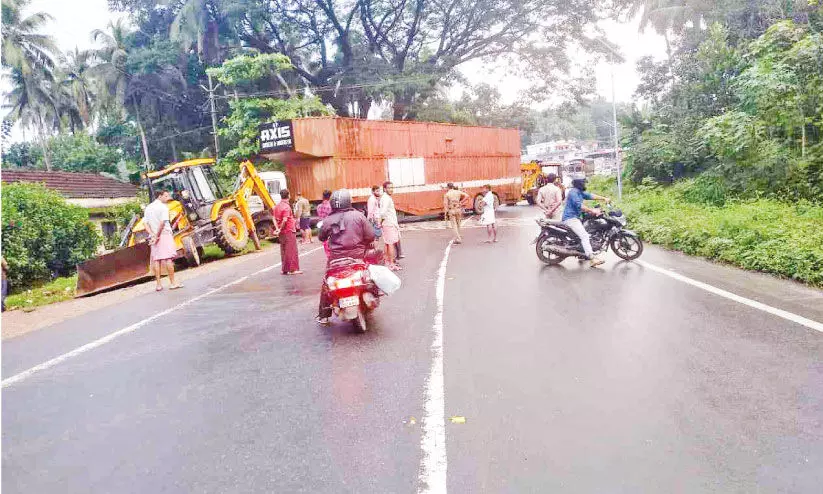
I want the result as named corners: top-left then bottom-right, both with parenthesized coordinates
top-left (41, 132), bottom-right (123, 173)
top-left (214, 95), bottom-right (332, 183)
top-left (1, 183), bottom-right (101, 288)
top-left (102, 199), bottom-right (144, 248)
top-left (2, 141), bottom-right (42, 167)
top-left (620, 182), bottom-right (823, 286)
top-left (627, 19), bottom-right (823, 202)
top-left (4, 274), bottom-right (77, 311)
top-left (680, 175), bottom-right (728, 207)
top-left (206, 53), bottom-right (292, 86)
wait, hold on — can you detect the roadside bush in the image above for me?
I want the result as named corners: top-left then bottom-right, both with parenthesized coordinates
top-left (619, 182), bottom-right (823, 286)
top-left (103, 200), bottom-right (145, 248)
top-left (1, 183), bottom-right (101, 289)
top-left (679, 175), bottom-right (728, 207)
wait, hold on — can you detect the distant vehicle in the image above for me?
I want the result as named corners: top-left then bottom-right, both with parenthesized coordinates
top-left (521, 161), bottom-right (562, 204)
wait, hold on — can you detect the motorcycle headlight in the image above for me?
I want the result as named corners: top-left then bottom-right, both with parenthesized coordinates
top-left (617, 216), bottom-right (627, 226)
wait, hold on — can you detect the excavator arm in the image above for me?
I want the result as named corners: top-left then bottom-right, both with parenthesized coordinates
top-left (231, 160), bottom-right (279, 250)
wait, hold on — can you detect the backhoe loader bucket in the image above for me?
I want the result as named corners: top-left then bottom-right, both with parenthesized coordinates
top-left (75, 242), bottom-right (152, 297)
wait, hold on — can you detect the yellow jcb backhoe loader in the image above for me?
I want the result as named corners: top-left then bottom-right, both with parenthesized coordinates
top-left (76, 159), bottom-right (277, 297)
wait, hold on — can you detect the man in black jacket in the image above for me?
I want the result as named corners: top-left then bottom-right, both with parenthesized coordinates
top-left (317, 189), bottom-right (377, 325)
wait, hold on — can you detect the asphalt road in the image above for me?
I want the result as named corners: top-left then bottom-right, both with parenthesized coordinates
top-left (3, 206), bottom-right (822, 493)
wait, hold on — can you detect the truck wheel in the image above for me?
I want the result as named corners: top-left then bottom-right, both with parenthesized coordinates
top-left (183, 236), bottom-right (201, 267)
top-left (214, 207), bottom-right (249, 255)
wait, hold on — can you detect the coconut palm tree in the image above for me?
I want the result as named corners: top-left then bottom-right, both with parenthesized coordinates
top-left (60, 48), bottom-right (96, 128)
top-left (3, 68), bottom-right (58, 169)
top-left (1, 0), bottom-right (57, 75)
top-left (90, 19), bottom-right (131, 116)
top-left (170, 0), bottom-right (225, 63)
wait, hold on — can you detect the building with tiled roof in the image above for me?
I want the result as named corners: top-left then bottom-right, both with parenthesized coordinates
top-left (1, 170), bottom-right (141, 249)
top-left (1, 170), bottom-right (139, 208)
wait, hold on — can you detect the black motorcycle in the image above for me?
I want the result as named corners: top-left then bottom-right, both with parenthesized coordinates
top-left (533, 205), bottom-right (644, 264)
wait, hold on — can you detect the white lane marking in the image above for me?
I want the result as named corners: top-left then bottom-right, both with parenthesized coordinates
top-left (419, 240), bottom-right (453, 494)
top-left (2, 246), bottom-right (324, 388)
top-left (638, 260), bottom-right (823, 333)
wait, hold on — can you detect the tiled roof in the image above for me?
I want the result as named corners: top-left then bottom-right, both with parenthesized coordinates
top-left (1, 170), bottom-right (139, 199)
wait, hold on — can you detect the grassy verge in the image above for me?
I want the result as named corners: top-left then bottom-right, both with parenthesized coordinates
top-left (5, 275), bottom-right (78, 312)
top-left (588, 177), bottom-right (823, 286)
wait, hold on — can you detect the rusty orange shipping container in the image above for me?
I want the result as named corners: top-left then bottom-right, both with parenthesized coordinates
top-left (258, 117), bottom-right (522, 216)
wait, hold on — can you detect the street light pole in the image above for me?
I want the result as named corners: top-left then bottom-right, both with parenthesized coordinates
top-left (610, 64), bottom-right (622, 200)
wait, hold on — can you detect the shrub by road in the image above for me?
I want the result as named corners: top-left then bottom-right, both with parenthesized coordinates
top-left (607, 179), bottom-right (823, 286)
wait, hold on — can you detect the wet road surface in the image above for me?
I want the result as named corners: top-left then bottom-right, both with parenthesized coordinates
top-left (3, 206), bottom-right (822, 493)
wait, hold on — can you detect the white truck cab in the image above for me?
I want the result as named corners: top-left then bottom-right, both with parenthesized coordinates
top-left (248, 171), bottom-right (287, 213)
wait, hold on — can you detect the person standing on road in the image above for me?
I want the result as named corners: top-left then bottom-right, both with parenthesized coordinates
top-left (479, 184), bottom-right (498, 243)
top-left (275, 189), bottom-right (303, 275)
top-left (317, 190), bottom-right (333, 220)
top-left (367, 185), bottom-right (383, 240)
top-left (317, 190), bottom-right (333, 258)
top-left (443, 183), bottom-right (470, 244)
top-left (562, 178), bottom-right (610, 267)
top-left (294, 191), bottom-right (313, 244)
top-left (536, 173), bottom-right (564, 220)
top-left (379, 181), bottom-right (402, 271)
top-left (143, 190), bottom-right (183, 291)
top-left (2, 256), bottom-right (9, 312)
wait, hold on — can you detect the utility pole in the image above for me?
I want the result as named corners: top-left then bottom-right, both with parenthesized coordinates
top-left (201, 73), bottom-right (221, 159)
top-left (611, 65), bottom-right (622, 200)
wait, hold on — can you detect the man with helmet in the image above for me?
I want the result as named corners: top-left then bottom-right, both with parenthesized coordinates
top-left (316, 189), bottom-right (377, 324)
top-left (562, 177), bottom-right (611, 267)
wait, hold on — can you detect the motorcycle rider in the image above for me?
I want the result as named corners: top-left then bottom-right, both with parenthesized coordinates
top-left (316, 189), bottom-right (377, 325)
top-left (562, 177), bottom-right (611, 267)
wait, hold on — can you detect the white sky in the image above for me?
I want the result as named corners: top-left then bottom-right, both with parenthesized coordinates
top-left (4, 1), bottom-right (668, 142)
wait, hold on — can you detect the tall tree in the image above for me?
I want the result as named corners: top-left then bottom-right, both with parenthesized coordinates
top-left (226, 0), bottom-right (601, 119)
top-left (2, 0), bottom-right (59, 169)
top-left (91, 20), bottom-right (132, 116)
top-left (1, 0), bottom-right (57, 76)
top-left (59, 48), bottom-right (96, 129)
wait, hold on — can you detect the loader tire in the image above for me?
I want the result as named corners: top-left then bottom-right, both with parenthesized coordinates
top-left (183, 236), bottom-right (201, 267)
top-left (214, 207), bottom-right (249, 255)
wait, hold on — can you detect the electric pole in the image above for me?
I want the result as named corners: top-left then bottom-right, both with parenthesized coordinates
top-left (201, 73), bottom-right (221, 159)
top-left (611, 65), bottom-right (622, 200)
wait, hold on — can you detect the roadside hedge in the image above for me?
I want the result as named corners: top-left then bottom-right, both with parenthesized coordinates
top-left (605, 179), bottom-right (823, 286)
top-left (1, 183), bottom-right (101, 289)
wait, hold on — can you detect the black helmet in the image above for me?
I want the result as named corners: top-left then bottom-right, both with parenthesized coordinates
top-left (330, 189), bottom-right (352, 211)
top-left (572, 178), bottom-right (587, 191)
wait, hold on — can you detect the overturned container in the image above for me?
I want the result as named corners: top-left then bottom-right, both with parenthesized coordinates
top-left (258, 117), bottom-right (522, 216)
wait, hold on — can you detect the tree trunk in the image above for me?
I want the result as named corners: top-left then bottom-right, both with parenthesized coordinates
top-left (134, 102), bottom-right (152, 171)
top-left (36, 113), bottom-right (52, 171)
top-left (170, 136), bottom-right (178, 162)
top-left (664, 32), bottom-right (675, 84)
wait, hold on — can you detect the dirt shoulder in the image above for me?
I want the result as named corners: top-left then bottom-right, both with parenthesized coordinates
top-left (1, 244), bottom-right (279, 341)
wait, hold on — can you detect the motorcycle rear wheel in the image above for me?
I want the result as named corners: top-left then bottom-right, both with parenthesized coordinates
top-left (536, 233), bottom-right (565, 265)
top-left (353, 310), bottom-right (368, 332)
top-left (610, 233), bottom-right (644, 261)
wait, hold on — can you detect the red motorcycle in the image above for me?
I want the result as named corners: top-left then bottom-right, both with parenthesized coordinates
top-left (323, 257), bottom-right (381, 332)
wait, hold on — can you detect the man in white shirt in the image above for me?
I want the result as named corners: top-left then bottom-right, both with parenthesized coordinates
top-left (379, 181), bottom-right (402, 270)
top-left (536, 173), bottom-right (564, 220)
top-left (143, 190), bottom-right (183, 291)
top-left (367, 185), bottom-right (381, 223)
